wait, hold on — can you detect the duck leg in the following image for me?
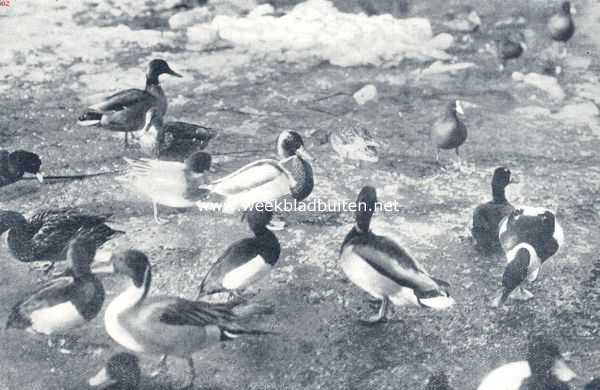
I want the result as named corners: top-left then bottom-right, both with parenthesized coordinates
top-left (181, 357), bottom-right (196, 390)
top-left (455, 148), bottom-right (463, 171)
top-left (360, 296), bottom-right (389, 325)
top-left (511, 286), bottom-right (534, 301)
top-left (153, 201), bottom-right (169, 225)
top-left (150, 354), bottom-right (168, 378)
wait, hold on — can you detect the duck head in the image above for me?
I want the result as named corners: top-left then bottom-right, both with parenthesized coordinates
top-left (492, 167), bottom-right (518, 188)
top-left (277, 131), bottom-right (313, 160)
top-left (185, 151), bottom-right (212, 174)
top-left (561, 1), bottom-right (574, 15)
top-left (9, 150), bottom-right (43, 183)
top-left (89, 352), bottom-right (141, 389)
top-left (141, 107), bottom-right (163, 132)
top-left (95, 250), bottom-right (150, 288)
top-left (146, 59), bottom-right (182, 85)
top-left (0, 211), bottom-right (27, 235)
top-left (448, 100), bottom-right (464, 116)
top-left (243, 208), bottom-right (277, 233)
top-left (355, 186), bottom-right (377, 233)
top-left (527, 336), bottom-right (576, 382)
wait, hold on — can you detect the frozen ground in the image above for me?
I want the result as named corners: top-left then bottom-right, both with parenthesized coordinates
top-left (1, 0), bottom-right (600, 389)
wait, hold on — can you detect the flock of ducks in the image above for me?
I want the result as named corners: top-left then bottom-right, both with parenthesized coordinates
top-left (0, 1), bottom-right (591, 389)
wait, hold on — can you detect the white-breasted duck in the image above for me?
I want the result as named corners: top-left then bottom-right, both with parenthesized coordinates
top-left (496, 32), bottom-right (527, 72)
top-left (425, 372), bottom-right (455, 390)
top-left (330, 123), bottom-right (379, 166)
top-left (472, 167), bottom-right (518, 254)
top-left (118, 151), bottom-right (212, 224)
top-left (478, 336), bottom-right (576, 390)
top-left (198, 209), bottom-right (281, 300)
top-left (339, 186), bottom-right (455, 324)
top-left (78, 59), bottom-right (182, 147)
top-left (548, 1), bottom-right (575, 57)
top-left (89, 353), bottom-right (141, 390)
top-left (0, 208), bottom-right (123, 272)
top-left (99, 250), bottom-right (274, 388)
top-left (492, 207), bottom-right (564, 306)
top-left (196, 130), bottom-right (314, 214)
top-left (0, 149), bottom-right (43, 187)
top-left (431, 100), bottom-right (467, 170)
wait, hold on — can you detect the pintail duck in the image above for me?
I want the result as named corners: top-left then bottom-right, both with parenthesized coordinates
top-left (492, 207), bottom-right (564, 306)
top-left (330, 123), bottom-right (379, 166)
top-left (99, 250), bottom-right (274, 388)
top-left (132, 107), bottom-right (216, 159)
top-left (478, 336), bottom-right (576, 390)
top-left (431, 100), bottom-right (467, 170)
top-left (198, 209), bottom-right (281, 300)
top-left (196, 130), bottom-right (314, 214)
top-left (118, 151), bottom-right (212, 224)
top-left (339, 186), bottom-right (455, 324)
top-left (496, 33), bottom-right (527, 72)
top-left (0, 208), bottom-right (123, 272)
top-left (89, 353), bottom-right (141, 390)
top-left (425, 372), bottom-right (455, 390)
top-left (472, 167), bottom-right (518, 254)
top-left (0, 150), bottom-right (43, 187)
top-left (548, 1), bottom-right (575, 57)
top-left (78, 59), bottom-right (182, 147)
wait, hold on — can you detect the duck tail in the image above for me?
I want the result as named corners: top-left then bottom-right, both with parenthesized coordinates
top-left (6, 306), bottom-right (30, 330)
top-left (78, 111), bottom-right (102, 126)
top-left (220, 326), bottom-right (277, 341)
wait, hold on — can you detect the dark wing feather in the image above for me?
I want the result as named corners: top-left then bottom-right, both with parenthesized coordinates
top-left (159, 299), bottom-right (237, 327)
top-left (91, 89), bottom-right (152, 112)
top-left (15, 277), bottom-right (75, 314)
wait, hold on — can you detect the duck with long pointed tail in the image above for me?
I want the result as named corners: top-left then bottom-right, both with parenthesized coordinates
top-left (0, 150), bottom-right (44, 187)
top-left (98, 250), bottom-right (274, 389)
top-left (118, 151), bottom-right (212, 224)
top-left (492, 207), bottom-right (564, 306)
top-left (78, 59), bottom-right (182, 147)
top-left (339, 186), bottom-right (455, 325)
top-left (472, 167), bottom-right (518, 254)
top-left (431, 100), bottom-right (467, 170)
top-left (89, 353), bottom-right (141, 390)
top-left (196, 130), bottom-right (314, 215)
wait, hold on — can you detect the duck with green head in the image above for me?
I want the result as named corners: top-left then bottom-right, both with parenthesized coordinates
top-left (0, 149), bottom-right (44, 187)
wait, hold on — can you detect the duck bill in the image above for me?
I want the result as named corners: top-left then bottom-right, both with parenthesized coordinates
top-left (570, 5), bottom-right (577, 14)
top-left (295, 146), bottom-right (314, 161)
top-left (455, 100), bottom-right (465, 115)
top-left (35, 172), bottom-right (44, 183)
top-left (89, 367), bottom-right (116, 388)
top-left (167, 68), bottom-right (183, 78)
top-left (553, 358), bottom-right (577, 382)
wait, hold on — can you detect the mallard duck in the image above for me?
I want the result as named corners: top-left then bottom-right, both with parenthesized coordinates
top-left (548, 1), bottom-right (575, 57)
top-left (99, 249), bottom-right (273, 388)
top-left (78, 59), bottom-right (182, 147)
top-left (118, 151), bottom-right (212, 224)
top-left (6, 232), bottom-right (105, 342)
top-left (132, 107), bottom-right (216, 159)
top-left (492, 207), bottom-right (564, 306)
top-left (89, 353), bottom-right (141, 390)
top-left (496, 33), bottom-right (527, 71)
top-left (196, 130), bottom-right (314, 214)
top-left (425, 372), bottom-right (455, 390)
top-left (198, 209), bottom-right (281, 300)
top-left (339, 186), bottom-right (455, 324)
top-left (478, 336), bottom-right (576, 390)
top-left (0, 149), bottom-right (43, 187)
top-left (330, 124), bottom-right (379, 166)
top-left (0, 208), bottom-right (123, 272)
top-left (431, 100), bottom-right (467, 170)
top-left (472, 167), bottom-right (518, 254)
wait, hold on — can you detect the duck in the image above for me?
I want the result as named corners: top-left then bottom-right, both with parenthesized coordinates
top-left (6, 231), bottom-right (105, 342)
top-left (196, 130), bottom-right (314, 214)
top-left (339, 186), bottom-right (455, 325)
top-left (585, 378), bottom-right (600, 390)
top-left (89, 353), bottom-right (141, 390)
top-left (198, 208), bottom-right (281, 300)
top-left (118, 151), bottom-right (212, 224)
top-left (425, 371), bottom-right (455, 390)
top-left (492, 207), bottom-right (564, 306)
top-left (0, 208), bottom-right (124, 272)
top-left (330, 123), bottom-right (379, 166)
top-left (430, 100), bottom-right (467, 170)
top-left (132, 107), bottom-right (216, 159)
top-left (472, 167), bottom-right (518, 254)
top-left (477, 336), bottom-right (576, 390)
top-left (548, 1), bottom-right (575, 57)
top-left (0, 149), bottom-right (43, 187)
top-left (78, 59), bottom-right (182, 147)
top-left (496, 32), bottom-right (527, 72)
top-left (99, 249), bottom-right (274, 388)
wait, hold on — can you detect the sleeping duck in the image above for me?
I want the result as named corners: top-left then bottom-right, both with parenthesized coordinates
top-left (339, 186), bottom-right (455, 324)
top-left (478, 336), bottom-right (576, 390)
top-left (492, 207), bottom-right (564, 306)
top-left (330, 123), bottom-right (379, 166)
top-left (6, 232), bottom-right (106, 344)
top-left (548, 1), bottom-right (575, 58)
top-left (132, 107), bottom-right (216, 159)
top-left (430, 100), bottom-right (467, 170)
top-left (78, 59), bottom-right (182, 147)
top-left (0, 208), bottom-right (123, 272)
top-left (496, 32), bottom-right (527, 72)
top-left (198, 208), bottom-right (281, 301)
top-left (425, 372), bottom-right (455, 390)
top-left (0, 149), bottom-right (44, 187)
top-left (98, 249), bottom-right (274, 388)
top-left (118, 151), bottom-right (212, 224)
top-left (472, 167), bottom-right (518, 254)
top-left (89, 353), bottom-right (141, 390)
top-left (196, 130), bottom-right (314, 214)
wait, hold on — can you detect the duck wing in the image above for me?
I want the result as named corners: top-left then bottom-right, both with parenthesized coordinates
top-left (89, 89), bottom-right (153, 113)
top-left (207, 159), bottom-right (289, 196)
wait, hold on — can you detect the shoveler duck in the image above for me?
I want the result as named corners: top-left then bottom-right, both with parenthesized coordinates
top-left (339, 186), bottom-right (455, 324)
top-left (98, 249), bottom-right (273, 388)
top-left (431, 100), bottom-right (467, 170)
top-left (132, 107), bottom-right (216, 159)
top-left (0, 149), bottom-right (43, 187)
top-left (6, 232), bottom-right (105, 342)
top-left (196, 130), bottom-right (314, 214)
top-left (496, 32), bottom-right (527, 72)
top-left (78, 59), bottom-right (182, 147)
top-left (89, 353), bottom-right (141, 390)
top-left (492, 207), bottom-right (564, 306)
top-left (330, 123), bottom-right (379, 166)
top-left (118, 151), bottom-right (212, 224)
top-left (548, 1), bottom-right (575, 58)
top-left (425, 372), bottom-right (455, 390)
top-left (0, 208), bottom-right (123, 272)
top-left (198, 209), bottom-right (281, 300)
top-left (472, 167), bottom-right (518, 254)
top-left (478, 336), bottom-right (576, 390)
